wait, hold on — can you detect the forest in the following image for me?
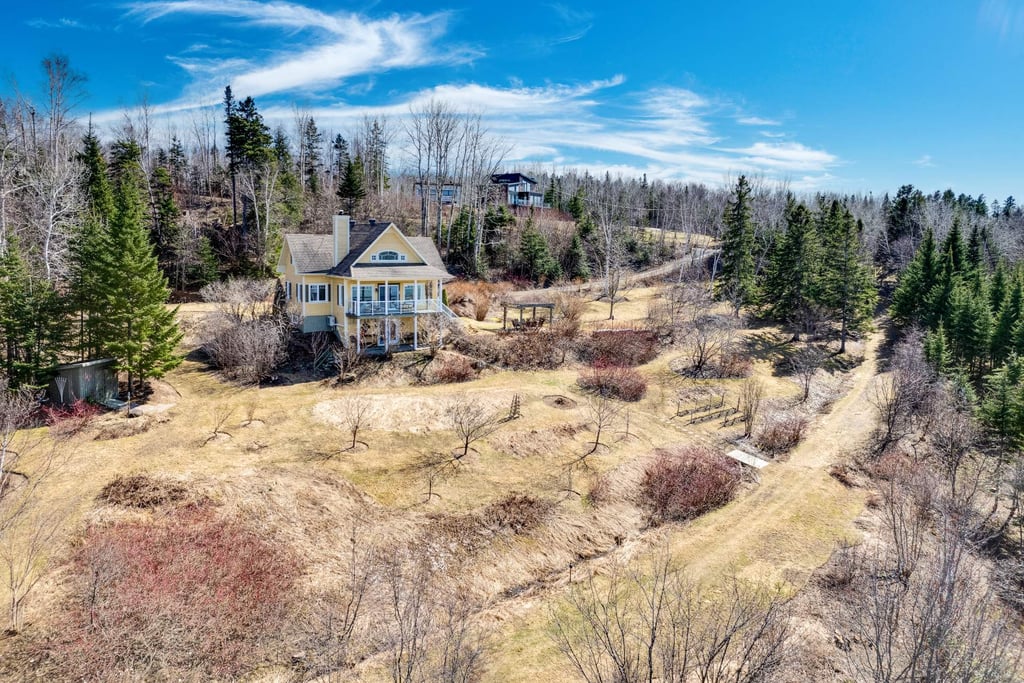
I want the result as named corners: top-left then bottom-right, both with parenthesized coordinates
top-left (0, 54), bottom-right (1023, 681)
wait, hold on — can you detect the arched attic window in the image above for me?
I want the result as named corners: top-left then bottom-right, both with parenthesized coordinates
top-left (371, 250), bottom-right (406, 262)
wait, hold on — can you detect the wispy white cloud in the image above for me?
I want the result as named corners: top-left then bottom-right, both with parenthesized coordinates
top-left (979, 0), bottom-right (1024, 44)
top-left (126, 0), bottom-right (479, 102)
top-left (913, 154), bottom-right (935, 167)
top-left (26, 16), bottom-right (97, 30)
top-left (99, 1), bottom-right (840, 191)
top-left (737, 116), bottom-right (781, 126)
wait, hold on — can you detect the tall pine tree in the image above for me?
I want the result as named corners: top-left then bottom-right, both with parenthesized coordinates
top-left (818, 201), bottom-right (876, 353)
top-left (717, 175), bottom-right (756, 316)
top-left (94, 146), bottom-right (182, 398)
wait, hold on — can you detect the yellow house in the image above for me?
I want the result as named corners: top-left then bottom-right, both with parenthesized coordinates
top-left (277, 215), bottom-right (455, 352)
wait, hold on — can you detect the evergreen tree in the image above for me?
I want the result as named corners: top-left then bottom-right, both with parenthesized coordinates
top-left (762, 201), bottom-right (820, 337)
top-left (78, 125), bottom-right (114, 222)
top-left (337, 155), bottom-right (366, 215)
top-left (924, 322), bottom-right (951, 371)
top-left (94, 151), bottom-right (182, 397)
top-left (947, 281), bottom-right (993, 375)
top-left (891, 227), bottom-right (938, 326)
top-left (925, 250), bottom-right (960, 330)
top-left (150, 165), bottom-right (181, 276)
top-left (0, 240), bottom-right (69, 387)
top-left (980, 356), bottom-right (1024, 446)
top-left (563, 229), bottom-right (591, 281)
top-left (300, 117), bottom-right (322, 194)
top-left (518, 220), bottom-right (560, 284)
top-left (940, 213), bottom-right (967, 276)
top-left (966, 222), bottom-right (983, 274)
top-left (991, 275), bottom-right (1022, 365)
top-left (717, 175), bottom-right (756, 315)
top-left (818, 201), bottom-right (876, 353)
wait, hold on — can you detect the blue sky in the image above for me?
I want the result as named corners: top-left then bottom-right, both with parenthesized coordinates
top-left (6, 1), bottom-right (1024, 199)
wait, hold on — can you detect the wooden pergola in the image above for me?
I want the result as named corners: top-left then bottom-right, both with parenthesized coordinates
top-left (501, 302), bottom-right (555, 331)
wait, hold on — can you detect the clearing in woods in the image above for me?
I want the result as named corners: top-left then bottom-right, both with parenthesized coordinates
top-left (10, 291), bottom-right (880, 682)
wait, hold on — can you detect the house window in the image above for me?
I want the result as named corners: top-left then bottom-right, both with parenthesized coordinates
top-left (352, 285), bottom-right (374, 302)
top-left (286, 281), bottom-right (292, 300)
top-left (307, 284), bottom-right (328, 302)
top-left (338, 284), bottom-right (345, 306)
top-left (371, 250), bottom-right (405, 262)
top-left (403, 284), bottom-right (425, 301)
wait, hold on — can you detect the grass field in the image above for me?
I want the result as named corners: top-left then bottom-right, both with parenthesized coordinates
top-left (4, 280), bottom-right (877, 681)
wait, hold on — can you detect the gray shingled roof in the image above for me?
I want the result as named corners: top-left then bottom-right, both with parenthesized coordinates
top-left (285, 221), bottom-right (453, 280)
top-left (284, 234), bottom-right (334, 273)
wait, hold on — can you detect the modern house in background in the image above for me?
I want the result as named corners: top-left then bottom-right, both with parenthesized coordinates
top-left (413, 180), bottom-right (462, 205)
top-left (277, 215), bottom-right (455, 352)
top-left (491, 172), bottom-right (546, 208)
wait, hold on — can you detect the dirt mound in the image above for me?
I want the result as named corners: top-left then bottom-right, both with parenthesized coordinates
top-left (543, 394), bottom-right (577, 409)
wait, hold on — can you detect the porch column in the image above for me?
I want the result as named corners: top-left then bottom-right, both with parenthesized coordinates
top-left (384, 279), bottom-right (390, 351)
top-left (355, 279), bottom-right (360, 317)
top-left (414, 314), bottom-right (419, 350)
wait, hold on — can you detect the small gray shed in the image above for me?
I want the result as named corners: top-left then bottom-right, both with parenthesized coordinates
top-left (48, 358), bottom-right (118, 407)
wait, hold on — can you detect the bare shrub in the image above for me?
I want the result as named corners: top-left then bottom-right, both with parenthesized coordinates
top-left (682, 314), bottom-right (739, 378)
top-left (580, 329), bottom-right (658, 367)
top-left (739, 377), bottom-right (765, 438)
top-left (551, 552), bottom-right (791, 683)
top-left (838, 528), bottom-right (1022, 683)
top-left (870, 332), bottom-right (937, 454)
top-left (429, 355), bottom-right (477, 384)
top-left (445, 281), bottom-right (493, 321)
top-left (199, 278), bottom-right (275, 322)
top-left (96, 474), bottom-right (191, 509)
top-left (586, 472), bottom-right (614, 507)
top-left (501, 330), bottom-right (561, 369)
top-left (204, 316), bottom-right (288, 384)
top-left (552, 291), bottom-right (587, 326)
top-left (583, 394), bottom-right (621, 457)
top-left (641, 447), bottom-right (742, 524)
top-left (577, 365), bottom-right (647, 402)
top-left (480, 493), bottom-right (552, 534)
top-left (755, 414), bottom-right (809, 457)
top-left (716, 350), bottom-right (753, 378)
top-left (44, 506), bottom-right (299, 679)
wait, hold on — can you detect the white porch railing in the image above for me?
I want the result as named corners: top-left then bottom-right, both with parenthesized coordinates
top-left (347, 300), bottom-right (442, 317)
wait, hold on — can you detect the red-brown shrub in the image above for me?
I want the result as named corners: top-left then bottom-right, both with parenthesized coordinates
top-left (501, 330), bottom-right (561, 369)
top-left (580, 329), bottom-right (659, 367)
top-left (45, 506), bottom-right (299, 679)
top-left (40, 399), bottom-right (102, 438)
top-left (716, 351), bottom-right (753, 378)
top-left (754, 415), bottom-right (809, 457)
top-left (641, 447), bottom-right (741, 524)
top-left (430, 354), bottom-right (477, 383)
top-left (577, 365), bottom-right (648, 401)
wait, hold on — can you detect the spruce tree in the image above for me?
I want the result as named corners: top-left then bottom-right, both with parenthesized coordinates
top-left (980, 356), bottom-right (1024, 446)
top-left (717, 175), bottom-right (756, 316)
top-left (762, 201), bottom-right (820, 337)
top-left (991, 272), bottom-right (1021, 365)
top-left (338, 155), bottom-right (366, 215)
top-left (563, 229), bottom-right (591, 281)
top-left (94, 150), bottom-right (182, 398)
top-left (0, 240), bottom-right (68, 387)
top-left (940, 213), bottom-right (967, 276)
top-left (891, 227), bottom-right (937, 326)
top-left (947, 281), bottom-right (993, 375)
top-left (818, 201), bottom-right (876, 353)
top-left (518, 220), bottom-right (559, 284)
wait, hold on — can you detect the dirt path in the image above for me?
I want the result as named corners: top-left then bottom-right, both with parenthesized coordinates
top-left (483, 330), bottom-right (882, 682)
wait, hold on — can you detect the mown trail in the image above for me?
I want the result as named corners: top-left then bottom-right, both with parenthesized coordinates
top-left (483, 329), bottom-right (882, 682)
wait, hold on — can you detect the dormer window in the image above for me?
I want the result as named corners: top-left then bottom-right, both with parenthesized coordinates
top-left (371, 250), bottom-right (405, 262)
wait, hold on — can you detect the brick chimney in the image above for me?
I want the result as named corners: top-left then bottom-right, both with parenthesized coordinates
top-left (333, 214), bottom-right (350, 265)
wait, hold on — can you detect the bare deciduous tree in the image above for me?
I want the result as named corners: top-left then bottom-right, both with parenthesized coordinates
top-left (739, 377), bottom-right (765, 438)
top-left (338, 396), bottom-right (373, 451)
top-left (445, 398), bottom-right (503, 458)
top-left (789, 345), bottom-right (825, 403)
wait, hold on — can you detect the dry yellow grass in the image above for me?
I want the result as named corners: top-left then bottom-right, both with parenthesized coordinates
top-left (4, 283), bottom-right (875, 682)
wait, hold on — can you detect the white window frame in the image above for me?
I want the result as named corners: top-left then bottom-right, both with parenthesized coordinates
top-left (337, 284), bottom-right (345, 306)
top-left (307, 284), bottom-right (328, 303)
top-left (371, 250), bottom-right (406, 262)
